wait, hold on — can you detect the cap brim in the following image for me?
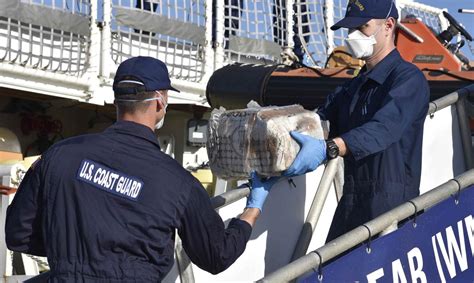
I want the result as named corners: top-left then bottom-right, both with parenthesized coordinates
top-left (168, 85), bottom-right (180, 93)
top-left (330, 17), bottom-right (371, 31)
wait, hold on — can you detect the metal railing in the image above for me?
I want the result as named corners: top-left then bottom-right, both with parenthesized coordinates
top-left (0, 0), bottom-right (450, 103)
top-left (428, 84), bottom-right (474, 170)
top-left (109, 0), bottom-right (210, 82)
top-left (213, 0), bottom-right (293, 67)
top-left (260, 170), bottom-right (474, 282)
top-left (0, 0), bottom-right (91, 74)
top-left (259, 84), bottom-right (474, 282)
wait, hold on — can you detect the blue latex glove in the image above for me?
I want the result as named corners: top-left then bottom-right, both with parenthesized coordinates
top-left (283, 131), bottom-right (327, 177)
top-left (246, 171), bottom-right (280, 212)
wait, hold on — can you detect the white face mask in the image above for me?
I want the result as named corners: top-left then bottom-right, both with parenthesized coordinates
top-left (155, 116), bottom-right (165, 130)
top-left (153, 93), bottom-right (168, 130)
top-left (344, 26), bottom-right (382, 59)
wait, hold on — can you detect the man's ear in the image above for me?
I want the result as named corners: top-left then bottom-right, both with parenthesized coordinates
top-left (386, 17), bottom-right (396, 32)
top-left (155, 96), bottom-right (165, 112)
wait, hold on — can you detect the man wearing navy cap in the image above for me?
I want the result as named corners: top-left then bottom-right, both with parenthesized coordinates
top-left (286, 0), bottom-right (430, 241)
top-left (5, 56), bottom-right (279, 281)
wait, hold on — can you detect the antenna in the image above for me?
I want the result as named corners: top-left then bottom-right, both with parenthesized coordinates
top-left (458, 9), bottom-right (474, 14)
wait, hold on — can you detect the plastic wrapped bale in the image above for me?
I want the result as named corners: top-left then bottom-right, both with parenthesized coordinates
top-left (207, 104), bottom-right (328, 180)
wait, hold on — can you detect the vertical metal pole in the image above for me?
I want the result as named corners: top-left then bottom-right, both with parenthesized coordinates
top-left (175, 236), bottom-right (195, 283)
top-left (85, 0), bottom-right (101, 97)
top-left (455, 88), bottom-right (474, 170)
top-left (324, 0), bottom-right (335, 55)
top-left (290, 158), bottom-right (339, 262)
top-left (286, 0), bottom-right (295, 50)
top-left (202, 0), bottom-right (215, 82)
top-left (214, 0), bottom-right (225, 70)
top-left (100, 0), bottom-right (112, 80)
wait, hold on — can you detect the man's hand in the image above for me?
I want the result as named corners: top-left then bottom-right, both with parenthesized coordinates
top-left (283, 131), bottom-right (326, 177)
top-left (245, 171), bottom-right (280, 212)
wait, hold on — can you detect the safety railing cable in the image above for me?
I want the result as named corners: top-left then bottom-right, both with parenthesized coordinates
top-left (0, 0), bottom-right (91, 75)
top-left (110, 0), bottom-right (207, 82)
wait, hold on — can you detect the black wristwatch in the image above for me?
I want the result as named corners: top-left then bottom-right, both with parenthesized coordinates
top-left (326, 139), bottom-right (339, 159)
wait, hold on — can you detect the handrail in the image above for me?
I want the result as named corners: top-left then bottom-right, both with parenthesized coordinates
top-left (428, 84), bottom-right (474, 114)
top-left (455, 87), bottom-right (474, 170)
top-left (290, 158), bottom-right (339, 261)
top-left (259, 168), bottom-right (474, 282)
top-left (210, 183), bottom-right (250, 210)
top-left (428, 84), bottom-right (474, 170)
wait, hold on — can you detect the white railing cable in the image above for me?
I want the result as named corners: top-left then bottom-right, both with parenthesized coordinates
top-left (0, 0), bottom-right (449, 102)
top-left (110, 0), bottom-right (207, 82)
top-left (0, 0), bottom-right (91, 75)
top-left (217, 0), bottom-right (285, 64)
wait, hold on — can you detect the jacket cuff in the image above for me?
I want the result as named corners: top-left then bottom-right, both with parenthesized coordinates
top-left (340, 132), bottom-right (366, 161)
top-left (229, 218), bottom-right (252, 241)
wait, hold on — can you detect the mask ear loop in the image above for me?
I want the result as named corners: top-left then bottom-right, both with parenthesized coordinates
top-left (385, 0), bottom-right (394, 20)
top-left (376, 0), bottom-right (395, 36)
top-left (374, 0), bottom-right (395, 37)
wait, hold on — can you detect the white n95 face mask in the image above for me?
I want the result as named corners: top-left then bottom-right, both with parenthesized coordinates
top-left (155, 117), bottom-right (165, 130)
top-left (344, 29), bottom-right (378, 59)
top-left (154, 95), bottom-right (168, 130)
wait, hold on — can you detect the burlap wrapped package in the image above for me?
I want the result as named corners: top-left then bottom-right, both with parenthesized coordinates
top-left (207, 104), bottom-right (328, 180)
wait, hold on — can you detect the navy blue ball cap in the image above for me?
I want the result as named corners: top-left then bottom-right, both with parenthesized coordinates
top-left (331, 0), bottom-right (399, 31)
top-left (113, 56), bottom-right (180, 95)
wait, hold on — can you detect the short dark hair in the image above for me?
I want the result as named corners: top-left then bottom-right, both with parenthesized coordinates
top-left (114, 83), bottom-right (156, 114)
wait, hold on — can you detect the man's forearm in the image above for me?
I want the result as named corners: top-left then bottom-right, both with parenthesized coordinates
top-left (333, 137), bottom-right (348, 157)
top-left (239, 207), bottom-right (260, 227)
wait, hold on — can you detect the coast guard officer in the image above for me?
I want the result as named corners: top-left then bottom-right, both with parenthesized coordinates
top-left (285, 0), bottom-right (430, 241)
top-left (5, 56), bottom-right (279, 281)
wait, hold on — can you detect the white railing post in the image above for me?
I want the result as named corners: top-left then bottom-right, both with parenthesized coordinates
top-left (84, 0), bottom-right (102, 103)
top-left (214, 0), bottom-right (225, 70)
top-left (286, 0), bottom-right (295, 50)
top-left (325, 0), bottom-right (336, 55)
top-left (100, 0), bottom-right (113, 82)
top-left (202, 0), bottom-right (215, 82)
top-left (88, 0), bottom-right (100, 76)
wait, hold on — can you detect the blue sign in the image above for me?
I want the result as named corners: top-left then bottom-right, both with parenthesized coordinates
top-left (302, 186), bottom-right (474, 282)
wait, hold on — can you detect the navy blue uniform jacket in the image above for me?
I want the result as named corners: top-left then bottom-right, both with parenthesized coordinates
top-left (5, 121), bottom-right (252, 282)
top-left (319, 50), bottom-right (430, 241)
